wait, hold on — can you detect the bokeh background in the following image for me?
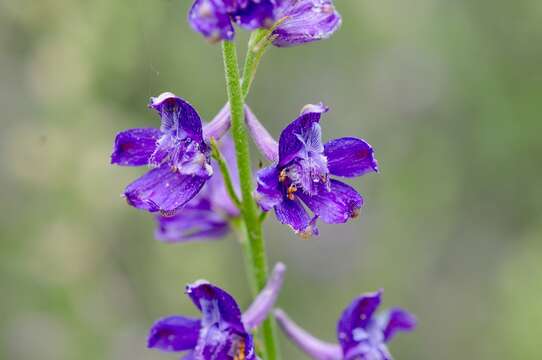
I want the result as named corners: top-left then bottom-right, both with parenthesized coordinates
top-left (1, 0), bottom-right (542, 359)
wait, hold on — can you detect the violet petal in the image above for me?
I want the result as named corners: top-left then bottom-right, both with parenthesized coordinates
top-left (185, 281), bottom-right (245, 333)
top-left (274, 197), bottom-right (311, 233)
top-left (188, 0), bottom-right (235, 41)
top-left (278, 105), bottom-right (328, 166)
top-left (124, 166), bottom-right (208, 214)
top-left (149, 92), bottom-right (204, 143)
top-left (337, 290), bottom-right (382, 355)
top-left (147, 316), bottom-right (201, 352)
top-left (324, 137), bottom-right (378, 177)
top-left (255, 165), bottom-right (283, 211)
top-left (378, 308), bottom-right (417, 342)
top-left (272, 0), bottom-right (342, 47)
top-left (298, 180), bottom-right (363, 224)
top-left (111, 128), bottom-right (161, 166)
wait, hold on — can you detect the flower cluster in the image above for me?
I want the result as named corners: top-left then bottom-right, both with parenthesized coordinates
top-left (110, 1), bottom-right (418, 359)
top-left (189, 0), bottom-right (342, 46)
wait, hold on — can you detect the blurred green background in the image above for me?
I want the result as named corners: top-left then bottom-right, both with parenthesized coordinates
top-left (1, 0), bottom-right (542, 359)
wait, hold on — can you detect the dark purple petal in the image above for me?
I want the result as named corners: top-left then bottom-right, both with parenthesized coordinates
top-left (124, 166), bottom-right (208, 214)
top-left (188, 0), bottom-right (235, 41)
top-left (272, 0), bottom-right (342, 47)
top-left (275, 309), bottom-right (343, 360)
top-left (324, 137), bottom-right (378, 177)
top-left (154, 201), bottom-right (229, 243)
top-left (337, 290), bottom-right (382, 354)
top-left (255, 165), bottom-right (283, 211)
top-left (186, 281), bottom-right (245, 333)
top-left (378, 308), bottom-right (417, 342)
top-left (243, 262), bottom-right (286, 330)
top-left (274, 197), bottom-right (311, 233)
top-left (111, 128), bottom-right (161, 166)
top-left (147, 316), bottom-right (201, 352)
top-left (149, 92), bottom-right (204, 143)
top-left (278, 105), bottom-right (328, 166)
top-left (233, 0), bottom-right (276, 30)
top-left (298, 180), bottom-right (363, 224)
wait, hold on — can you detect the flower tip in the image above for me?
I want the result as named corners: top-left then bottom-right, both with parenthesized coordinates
top-left (185, 279), bottom-right (211, 294)
top-left (148, 92), bottom-right (180, 109)
top-left (300, 102), bottom-right (329, 116)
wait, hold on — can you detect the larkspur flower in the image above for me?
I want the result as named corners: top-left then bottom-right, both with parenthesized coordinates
top-left (249, 103), bottom-right (378, 238)
top-left (111, 92), bottom-right (213, 216)
top-left (272, 0), bottom-right (342, 47)
top-left (155, 134), bottom-right (241, 242)
top-left (275, 290), bottom-right (416, 360)
top-left (188, 0), bottom-right (341, 46)
top-left (148, 263), bottom-right (286, 360)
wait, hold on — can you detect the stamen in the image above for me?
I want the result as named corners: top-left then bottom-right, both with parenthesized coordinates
top-left (297, 226), bottom-right (313, 240)
top-left (234, 338), bottom-right (246, 360)
top-left (279, 169), bottom-right (287, 182)
top-left (287, 184), bottom-right (297, 200)
top-left (351, 208), bottom-right (360, 219)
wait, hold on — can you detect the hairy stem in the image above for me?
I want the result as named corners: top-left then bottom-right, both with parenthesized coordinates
top-left (222, 40), bottom-right (279, 360)
top-left (209, 137), bottom-right (241, 209)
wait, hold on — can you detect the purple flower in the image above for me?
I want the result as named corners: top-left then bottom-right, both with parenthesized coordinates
top-left (274, 290), bottom-right (416, 360)
top-left (187, 0), bottom-right (341, 46)
top-left (148, 263), bottom-right (286, 360)
top-left (111, 92), bottom-right (213, 216)
top-left (272, 0), bottom-right (342, 47)
top-left (252, 103), bottom-right (378, 238)
top-left (189, 0), bottom-right (277, 42)
top-left (155, 135), bottom-right (241, 242)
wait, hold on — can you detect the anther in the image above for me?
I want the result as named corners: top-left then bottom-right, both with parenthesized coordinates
top-left (287, 184), bottom-right (297, 200)
top-left (234, 339), bottom-right (246, 360)
top-left (279, 169), bottom-right (287, 182)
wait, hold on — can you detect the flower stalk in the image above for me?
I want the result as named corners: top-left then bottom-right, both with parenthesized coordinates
top-left (221, 39), bottom-right (279, 360)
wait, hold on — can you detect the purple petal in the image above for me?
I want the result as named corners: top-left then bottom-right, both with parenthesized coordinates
top-left (233, 0), bottom-right (276, 30)
top-left (186, 281), bottom-right (245, 333)
top-left (278, 105), bottom-right (328, 166)
top-left (124, 166), bottom-right (208, 215)
top-left (255, 165), bottom-right (283, 211)
top-left (324, 137), bottom-right (378, 177)
top-left (378, 308), bottom-right (417, 342)
top-left (154, 200), bottom-right (229, 243)
top-left (298, 180), bottom-right (363, 224)
top-left (274, 197), bottom-right (312, 234)
top-left (274, 309), bottom-right (343, 360)
top-left (147, 316), bottom-right (201, 352)
top-left (337, 290), bottom-right (382, 354)
top-left (188, 0), bottom-right (235, 41)
top-left (149, 92), bottom-right (204, 143)
top-left (245, 105), bottom-right (279, 162)
top-left (202, 103), bottom-right (231, 142)
top-left (272, 0), bottom-right (342, 47)
top-left (111, 128), bottom-right (161, 166)
top-left (242, 262), bottom-right (286, 330)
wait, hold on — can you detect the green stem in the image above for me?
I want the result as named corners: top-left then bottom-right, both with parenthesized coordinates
top-left (241, 29), bottom-right (271, 99)
top-left (209, 137), bottom-right (242, 209)
top-left (222, 40), bottom-right (279, 360)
